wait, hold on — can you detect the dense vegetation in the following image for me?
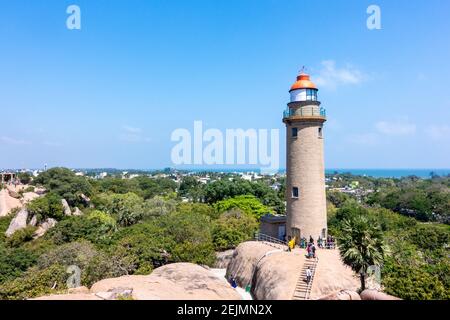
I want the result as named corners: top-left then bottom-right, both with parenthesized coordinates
top-left (0, 168), bottom-right (448, 300)
top-left (0, 168), bottom-right (269, 299)
top-left (329, 198), bottom-right (449, 299)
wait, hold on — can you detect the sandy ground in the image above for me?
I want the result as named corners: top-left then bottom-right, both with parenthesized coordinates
top-left (0, 188), bottom-right (22, 217)
top-left (210, 268), bottom-right (253, 300)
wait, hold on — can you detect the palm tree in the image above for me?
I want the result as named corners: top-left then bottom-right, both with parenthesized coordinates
top-left (338, 215), bottom-right (387, 292)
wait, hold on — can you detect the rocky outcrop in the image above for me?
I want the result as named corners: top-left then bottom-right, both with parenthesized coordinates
top-left (22, 192), bottom-right (40, 204)
top-left (226, 241), bottom-right (360, 300)
top-left (5, 208), bottom-right (29, 237)
top-left (360, 289), bottom-right (401, 300)
top-left (29, 215), bottom-right (37, 227)
top-left (318, 290), bottom-right (361, 300)
top-left (34, 263), bottom-right (241, 300)
top-left (95, 287), bottom-right (133, 300)
top-left (226, 241), bottom-right (277, 288)
top-left (0, 189), bottom-right (22, 217)
top-left (80, 193), bottom-right (91, 207)
top-left (8, 190), bottom-right (20, 199)
top-left (61, 199), bottom-right (72, 216)
top-left (309, 250), bottom-right (360, 299)
top-left (252, 250), bottom-right (303, 300)
top-left (92, 263), bottom-right (241, 300)
top-left (33, 218), bottom-right (57, 238)
top-left (68, 286), bottom-right (90, 294)
top-left (214, 250), bottom-right (235, 269)
top-left (73, 207), bottom-right (83, 216)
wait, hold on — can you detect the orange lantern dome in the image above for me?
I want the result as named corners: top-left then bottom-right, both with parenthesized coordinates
top-left (289, 72), bottom-right (317, 92)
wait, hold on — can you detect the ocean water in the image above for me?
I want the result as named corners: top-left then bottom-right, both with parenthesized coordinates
top-left (324, 169), bottom-right (450, 179)
top-left (180, 167), bottom-right (450, 178)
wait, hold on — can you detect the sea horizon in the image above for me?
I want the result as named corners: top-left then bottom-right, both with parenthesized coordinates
top-left (3, 167), bottom-right (449, 179)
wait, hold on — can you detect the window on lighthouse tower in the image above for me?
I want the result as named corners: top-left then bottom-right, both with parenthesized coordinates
top-left (292, 187), bottom-right (299, 198)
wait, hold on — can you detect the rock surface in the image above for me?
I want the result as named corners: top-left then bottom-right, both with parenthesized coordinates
top-left (5, 208), bottom-right (29, 237)
top-left (22, 192), bottom-right (40, 204)
top-left (318, 290), bottom-right (361, 300)
top-left (34, 218), bottom-right (58, 238)
top-left (214, 250), bottom-right (235, 269)
top-left (29, 215), bottom-right (37, 227)
top-left (8, 190), bottom-right (20, 199)
top-left (91, 263), bottom-right (241, 300)
top-left (61, 199), bottom-right (72, 216)
top-left (226, 241), bottom-right (277, 288)
top-left (0, 189), bottom-right (22, 217)
top-left (226, 241), bottom-right (360, 300)
top-left (34, 263), bottom-right (242, 300)
top-left (73, 207), bottom-right (83, 216)
top-left (360, 289), bottom-right (401, 300)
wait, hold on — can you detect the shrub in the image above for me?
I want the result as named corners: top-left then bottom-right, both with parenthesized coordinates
top-left (382, 262), bottom-right (448, 300)
top-left (0, 246), bottom-right (37, 284)
top-left (27, 193), bottom-right (64, 221)
top-left (6, 226), bottom-right (37, 248)
top-left (37, 241), bottom-right (127, 287)
top-left (46, 214), bottom-right (115, 245)
top-left (0, 264), bottom-right (68, 300)
top-left (212, 209), bottom-right (258, 250)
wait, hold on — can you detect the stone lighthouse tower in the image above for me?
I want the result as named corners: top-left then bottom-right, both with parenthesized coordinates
top-left (283, 71), bottom-right (327, 243)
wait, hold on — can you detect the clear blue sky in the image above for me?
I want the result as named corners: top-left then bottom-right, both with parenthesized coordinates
top-left (1, 0), bottom-right (449, 170)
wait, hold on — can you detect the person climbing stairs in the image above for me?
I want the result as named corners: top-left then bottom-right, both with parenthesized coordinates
top-left (292, 257), bottom-right (319, 300)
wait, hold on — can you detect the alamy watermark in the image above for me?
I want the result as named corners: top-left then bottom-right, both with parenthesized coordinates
top-left (66, 5), bottom-right (81, 30)
top-left (367, 5), bottom-right (381, 30)
top-left (171, 121), bottom-right (280, 173)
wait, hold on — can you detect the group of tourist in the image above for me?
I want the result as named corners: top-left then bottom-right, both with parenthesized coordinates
top-left (298, 235), bottom-right (336, 250)
top-left (287, 234), bottom-right (336, 256)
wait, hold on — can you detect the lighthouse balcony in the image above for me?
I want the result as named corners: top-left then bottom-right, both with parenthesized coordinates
top-left (283, 106), bottom-right (326, 121)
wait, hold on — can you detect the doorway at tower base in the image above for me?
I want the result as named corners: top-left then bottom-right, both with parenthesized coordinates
top-left (226, 241), bottom-right (360, 300)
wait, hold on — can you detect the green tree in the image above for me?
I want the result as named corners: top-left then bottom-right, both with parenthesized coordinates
top-left (212, 209), bottom-right (258, 250)
top-left (27, 192), bottom-right (64, 221)
top-left (33, 168), bottom-right (93, 207)
top-left (214, 195), bottom-right (273, 220)
top-left (338, 215), bottom-right (387, 291)
top-left (17, 172), bottom-right (32, 185)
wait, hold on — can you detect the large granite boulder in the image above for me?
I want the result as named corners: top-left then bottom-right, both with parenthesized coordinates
top-left (214, 250), bottom-right (235, 269)
top-left (79, 193), bottom-right (91, 207)
top-left (8, 190), bottom-right (20, 199)
top-left (29, 215), bottom-right (38, 227)
top-left (91, 263), bottom-right (241, 300)
top-left (34, 218), bottom-right (58, 238)
top-left (22, 192), bottom-right (40, 204)
top-left (61, 199), bottom-right (72, 216)
top-left (226, 241), bottom-right (360, 300)
top-left (225, 241), bottom-right (278, 288)
top-left (360, 289), bottom-right (401, 300)
top-left (73, 207), bottom-right (83, 216)
top-left (5, 208), bottom-right (29, 237)
top-left (0, 189), bottom-right (22, 217)
top-left (318, 290), bottom-right (361, 300)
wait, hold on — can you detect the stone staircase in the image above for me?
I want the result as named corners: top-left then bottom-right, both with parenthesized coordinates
top-left (292, 257), bottom-right (319, 300)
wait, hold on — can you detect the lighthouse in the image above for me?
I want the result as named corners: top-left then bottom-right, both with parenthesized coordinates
top-left (283, 71), bottom-right (327, 243)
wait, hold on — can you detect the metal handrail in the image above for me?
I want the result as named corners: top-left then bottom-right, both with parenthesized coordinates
top-left (254, 232), bottom-right (288, 247)
top-left (283, 107), bottom-right (326, 118)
